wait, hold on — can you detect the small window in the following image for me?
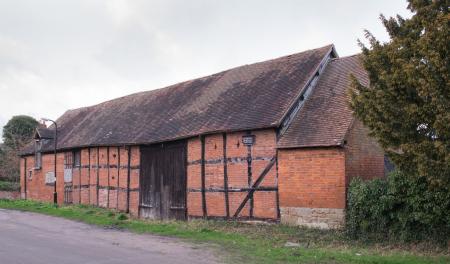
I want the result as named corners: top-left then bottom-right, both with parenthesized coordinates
top-left (34, 140), bottom-right (42, 169)
top-left (73, 150), bottom-right (81, 167)
top-left (64, 152), bottom-right (73, 169)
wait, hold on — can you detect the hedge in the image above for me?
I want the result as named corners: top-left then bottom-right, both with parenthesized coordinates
top-left (0, 180), bottom-right (20, 192)
top-left (346, 171), bottom-right (450, 244)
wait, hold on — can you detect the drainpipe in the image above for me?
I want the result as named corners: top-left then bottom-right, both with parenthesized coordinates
top-left (42, 118), bottom-right (58, 205)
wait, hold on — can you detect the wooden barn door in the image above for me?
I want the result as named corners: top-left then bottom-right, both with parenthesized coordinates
top-left (139, 141), bottom-right (187, 220)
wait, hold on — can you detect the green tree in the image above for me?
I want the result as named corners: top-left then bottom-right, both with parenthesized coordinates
top-left (0, 115), bottom-right (38, 181)
top-left (350, 0), bottom-right (449, 186)
top-left (0, 144), bottom-right (5, 177)
top-left (2, 115), bottom-right (39, 151)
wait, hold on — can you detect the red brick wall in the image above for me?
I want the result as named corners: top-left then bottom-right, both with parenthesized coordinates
top-left (278, 121), bottom-right (385, 212)
top-left (19, 121), bottom-right (384, 224)
top-left (344, 119), bottom-right (385, 184)
top-left (20, 146), bottom-right (140, 216)
top-left (277, 122), bottom-right (385, 228)
top-left (187, 129), bottom-right (278, 219)
top-left (20, 153), bottom-right (65, 203)
top-left (0, 191), bottom-right (20, 199)
top-left (278, 148), bottom-right (347, 209)
top-left (88, 148), bottom-right (99, 206)
top-left (20, 157), bottom-right (26, 198)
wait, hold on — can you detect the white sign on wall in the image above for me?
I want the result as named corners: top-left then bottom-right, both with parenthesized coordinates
top-left (64, 168), bottom-right (72, 183)
top-left (242, 135), bottom-right (256, 146)
top-left (45, 171), bottom-right (55, 184)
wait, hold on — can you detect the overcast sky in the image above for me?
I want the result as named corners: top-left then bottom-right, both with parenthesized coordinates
top-left (0, 0), bottom-right (411, 141)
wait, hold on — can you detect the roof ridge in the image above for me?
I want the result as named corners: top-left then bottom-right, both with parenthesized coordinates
top-left (61, 45), bottom-right (335, 113)
top-left (275, 44), bottom-right (335, 129)
top-left (335, 53), bottom-right (362, 60)
top-left (22, 44), bottom-right (338, 155)
top-left (277, 51), bottom-right (369, 149)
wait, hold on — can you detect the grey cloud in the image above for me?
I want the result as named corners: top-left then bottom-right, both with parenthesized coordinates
top-left (0, 0), bottom-right (410, 142)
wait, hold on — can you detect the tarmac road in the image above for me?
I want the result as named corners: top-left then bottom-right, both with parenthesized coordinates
top-left (0, 209), bottom-right (220, 264)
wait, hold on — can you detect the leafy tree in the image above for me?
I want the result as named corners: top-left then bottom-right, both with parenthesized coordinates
top-left (2, 115), bottom-right (39, 151)
top-left (0, 148), bottom-right (20, 181)
top-left (0, 115), bottom-right (38, 181)
top-left (350, 0), bottom-right (449, 186)
top-left (0, 144), bottom-right (5, 177)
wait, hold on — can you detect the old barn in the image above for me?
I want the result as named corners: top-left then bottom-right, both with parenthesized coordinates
top-left (19, 45), bottom-right (385, 228)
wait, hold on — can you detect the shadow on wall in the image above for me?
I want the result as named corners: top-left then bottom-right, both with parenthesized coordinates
top-left (384, 155), bottom-right (395, 176)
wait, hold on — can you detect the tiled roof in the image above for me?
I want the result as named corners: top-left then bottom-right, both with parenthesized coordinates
top-left (35, 128), bottom-right (54, 140)
top-left (277, 55), bottom-right (368, 148)
top-left (21, 45), bottom-right (334, 155)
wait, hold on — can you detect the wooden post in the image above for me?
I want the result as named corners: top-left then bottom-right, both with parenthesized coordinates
top-left (96, 147), bottom-right (100, 206)
top-left (88, 148), bottom-right (91, 204)
top-left (275, 149), bottom-right (281, 219)
top-left (126, 146), bottom-right (131, 213)
top-left (234, 157), bottom-right (276, 218)
top-left (24, 158), bottom-right (27, 200)
top-left (200, 135), bottom-right (207, 218)
top-left (116, 147), bottom-right (120, 210)
top-left (222, 133), bottom-right (230, 218)
top-left (246, 131), bottom-right (253, 218)
top-left (106, 147), bottom-right (110, 208)
top-left (79, 152), bottom-right (81, 204)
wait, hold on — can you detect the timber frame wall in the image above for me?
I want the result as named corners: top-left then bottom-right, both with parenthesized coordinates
top-left (20, 120), bottom-right (385, 226)
top-left (186, 129), bottom-right (280, 220)
top-left (20, 128), bottom-right (281, 220)
top-left (20, 146), bottom-right (141, 216)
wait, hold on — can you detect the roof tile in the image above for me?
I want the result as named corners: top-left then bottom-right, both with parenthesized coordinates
top-left (22, 45), bottom-right (333, 154)
top-left (277, 55), bottom-right (368, 148)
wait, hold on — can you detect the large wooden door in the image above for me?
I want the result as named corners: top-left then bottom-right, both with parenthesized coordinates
top-left (139, 141), bottom-right (187, 220)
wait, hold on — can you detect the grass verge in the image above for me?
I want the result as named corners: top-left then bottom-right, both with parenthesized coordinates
top-left (0, 199), bottom-right (448, 264)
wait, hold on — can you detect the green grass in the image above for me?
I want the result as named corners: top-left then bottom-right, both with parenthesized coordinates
top-left (0, 199), bottom-right (448, 264)
top-left (0, 180), bottom-right (20, 191)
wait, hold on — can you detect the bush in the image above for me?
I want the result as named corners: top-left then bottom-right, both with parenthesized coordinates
top-left (346, 171), bottom-right (450, 244)
top-left (0, 180), bottom-right (20, 191)
top-left (116, 213), bottom-right (128, 221)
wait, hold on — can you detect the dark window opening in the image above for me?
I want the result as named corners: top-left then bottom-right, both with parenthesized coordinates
top-left (73, 150), bottom-right (81, 167)
top-left (64, 152), bottom-right (73, 169)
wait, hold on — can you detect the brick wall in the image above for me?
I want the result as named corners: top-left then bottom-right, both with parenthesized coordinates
top-left (20, 157), bottom-right (26, 199)
top-left (20, 146), bottom-right (140, 216)
top-left (277, 121), bottom-right (385, 229)
top-left (187, 129), bottom-right (279, 220)
top-left (0, 191), bottom-right (20, 199)
top-left (20, 153), bottom-right (64, 203)
top-left (278, 148), bottom-right (347, 228)
top-left (344, 119), bottom-right (385, 184)
top-left (19, 121), bottom-right (384, 225)
top-left (278, 148), bottom-right (347, 209)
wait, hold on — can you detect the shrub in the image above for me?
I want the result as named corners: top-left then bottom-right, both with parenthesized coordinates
top-left (116, 213), bottom-right (128, 221)
top-left (346, 171), bottom-right (450, 244)
top-left (0, 180), bottom-right (20, 191)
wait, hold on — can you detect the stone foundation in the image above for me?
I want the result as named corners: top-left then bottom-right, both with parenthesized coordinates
top-left (280, 207), bottom-right (344, 229)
